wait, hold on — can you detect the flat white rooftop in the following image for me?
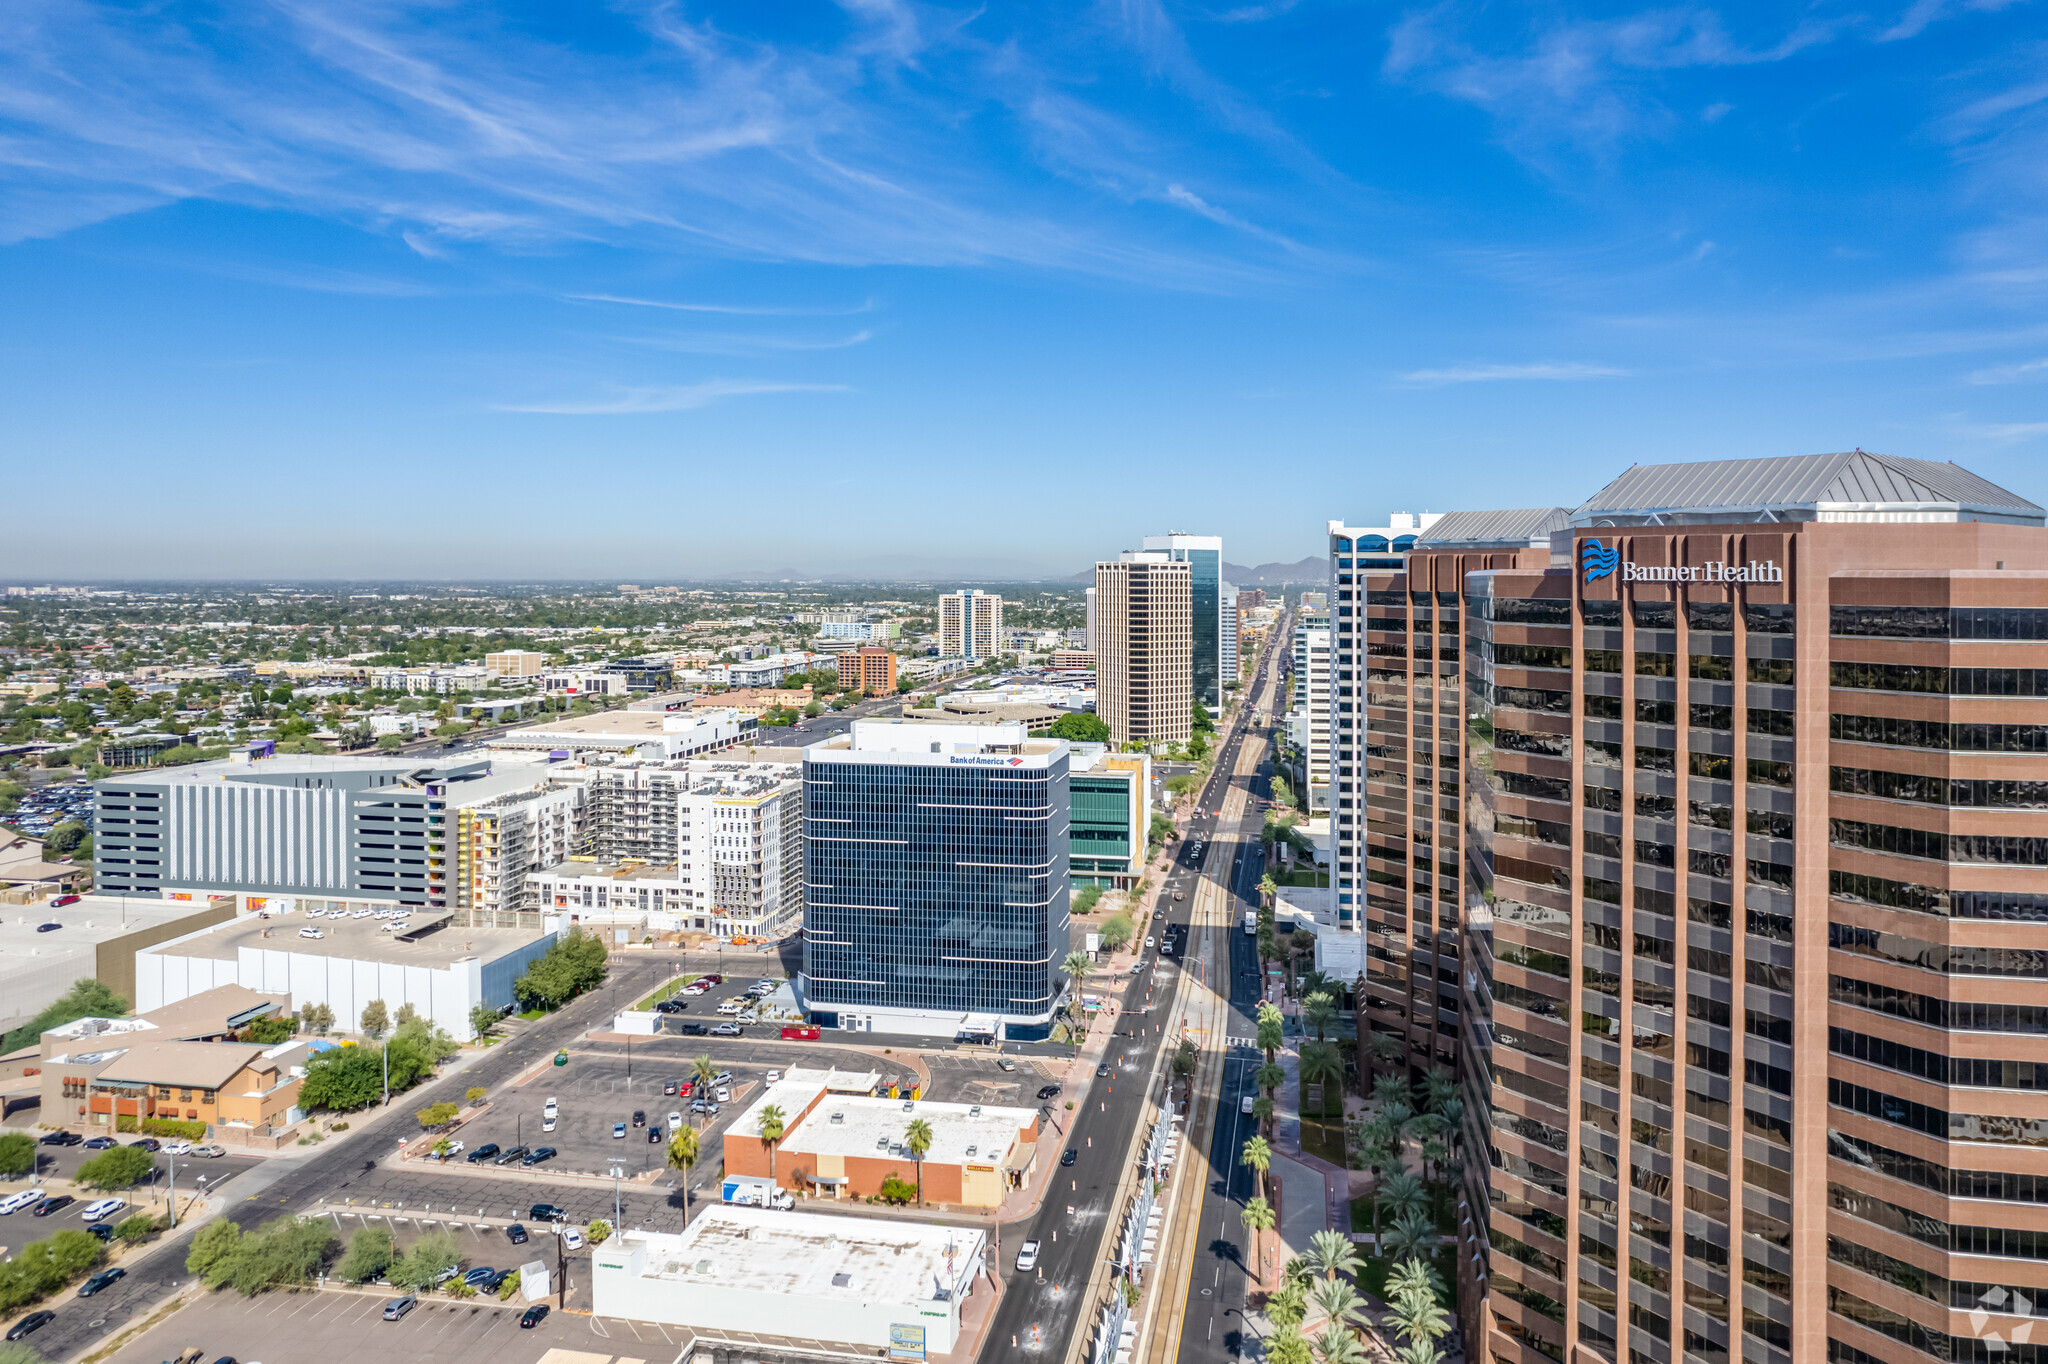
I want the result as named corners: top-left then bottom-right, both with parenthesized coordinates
top-left (732, 1075), bottom-right (1036, 1168)
top-left (150, 913), bottom-right (546, 968)
top-left (618, 1206), bottom-right (983, 1305)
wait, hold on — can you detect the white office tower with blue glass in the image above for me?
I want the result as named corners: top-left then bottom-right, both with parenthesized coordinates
top-left (798, 719), bottom-right (1071, 1042)
top-left (1142, 533), bottom-right (1224, 710)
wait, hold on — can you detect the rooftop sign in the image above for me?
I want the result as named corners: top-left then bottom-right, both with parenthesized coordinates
top-left (1581, 538), bottom-right (1783, 587)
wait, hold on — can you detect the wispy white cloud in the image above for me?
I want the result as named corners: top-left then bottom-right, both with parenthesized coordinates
top-left (607, 329), bottom-right (878, 357)
top-left (1968, 357), bottom-right (2048, 384)
top-left (565, 294), bottom-right (876, 317)
top-left (497, 378), bottom-right (851, 416)
top-left (1400, 361), bottom-right (1630, 385)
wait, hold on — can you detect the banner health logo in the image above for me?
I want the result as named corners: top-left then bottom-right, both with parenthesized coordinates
top-left (1581, 539), bottom-right (1620, 584)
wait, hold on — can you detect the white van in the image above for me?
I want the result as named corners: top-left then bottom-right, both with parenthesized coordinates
top-left (0, 1189), bottom-right (45, 1215)
top-left (81, 1198), bottom-right (126, 1223)
top-left (1240, 1095), bottom-right (1256, 1116)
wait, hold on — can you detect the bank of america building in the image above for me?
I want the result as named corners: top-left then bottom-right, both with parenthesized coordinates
top-left (799, 720), bottom-right (1069, 1041)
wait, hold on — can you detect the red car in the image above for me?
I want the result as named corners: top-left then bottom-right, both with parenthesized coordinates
top-left (781, 1025), bottom-right (820, 1041)
top-left (50, 894), bottom-right (80, 908)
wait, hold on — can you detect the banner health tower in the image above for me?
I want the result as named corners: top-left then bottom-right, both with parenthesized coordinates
top-left (1397, 451), bottom-right (2048, 1364)
top-left (799, 719), bottom-right (1068, 1042)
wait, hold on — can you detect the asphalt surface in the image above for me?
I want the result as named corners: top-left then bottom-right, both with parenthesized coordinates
top-left (6, 954), bottom-right (679, 1362)
top-left (983, 630), bottom-right (1284, 1364)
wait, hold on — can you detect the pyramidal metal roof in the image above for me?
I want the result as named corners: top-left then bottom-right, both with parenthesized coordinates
top-left (1413, 507), bottom-right (1573, 548)
top-left (1569, 451), bottom-right (2043, 527)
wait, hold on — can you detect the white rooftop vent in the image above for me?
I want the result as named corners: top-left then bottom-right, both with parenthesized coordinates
top-left (903, 1100), bottom-right (914, 1111)
top-left (830, 1111), bottom-right (845, 1124)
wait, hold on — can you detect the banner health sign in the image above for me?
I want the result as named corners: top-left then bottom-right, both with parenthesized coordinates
top-left (1580, 538), bottom-right (1782, 587)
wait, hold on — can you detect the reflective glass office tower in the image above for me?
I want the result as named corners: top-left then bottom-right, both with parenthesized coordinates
top-left (800, 719), bottom-right (1070, 1041)
top-left (1145, 533), bottom-right (1223, 709)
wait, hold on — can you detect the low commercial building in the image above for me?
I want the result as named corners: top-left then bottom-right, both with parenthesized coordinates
top-left (725, 1068), bottom-right (1039, 1207)
top-left (0, 893), bottom-right (242, 1037)
top-left (485, 650), bottom-right (550, 677)
top-left (835, 647), bottom-right (897, 695)
top-left (134, 914), bottom-right (558, 1042)
top-left (690, 687), bottom-right (812, 718)
top-left (483, 708), bottom-right (755, 761)
top-left (1049, 648), bottom-right (1095, 669)
top-left (1068, 745), bottom-right (1151, 889)
top-left (592, 1207), bottom-right (985, 1355)
top-left (4, 984), bottom-right (303, 1136)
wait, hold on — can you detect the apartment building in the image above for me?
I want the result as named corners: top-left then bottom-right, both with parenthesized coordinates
top-left (1094, 552), bottom-right (1193, 748)
top-left (801, 720), bottom-right (1069, 1040)
top-left (1143, 534), bottom-right (1225, 709)
top-left (485, 650), bottom-right (550, 677)
top-left (1289, 627), bottom-right (1332, 812)
top-left (837, 647), bottom-right (898, 695)
top-left (1455, 452), bottom-right (2048, 1364)
top-left (576, 760), bottom-right (804, 941)
top-left (939, 590), bottom-right (1004, 659)
top-left (450, 781), bottom-right (585, 927)
top-left (1222, 582), bottom-right (1241, 691)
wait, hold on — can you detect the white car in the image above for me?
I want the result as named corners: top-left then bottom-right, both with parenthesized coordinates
top-left (543, 1097), bottom-right (558, 1119)
top-left (0, 1189), bottom-right (46, 1215)
top-left (668, 1111), bottom-right (683, 1131)
top-left (542, 1116), bottom-right (556, 1133)
top-left (374, 909), bottom-right (392, 919)
top-left (1145, 936), bottom-right (1155, 948)
top-left (299, 927), bottom-right (324, 939)
top-left (305, 908), bottom-right (326, 918)
top-left (379, 921), bottom-right (400, 931)
top-left (439, 1140), bottom-right (465, 1160)
top-left (561, 1227), bottom-right (585, 1251)
top-left (160, 1139), bottom-right (192, 1155)
top-left (355, 908), bottom-right (374, 919)
top-left (1015, 1240), bottom-right (1041, 1272)
top-left (764, 1070), bottom-right (780, 1085)
top-left (81, 1198), bottom-right (126, 1223)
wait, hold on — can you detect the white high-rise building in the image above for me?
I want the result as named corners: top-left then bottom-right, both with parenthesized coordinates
top-left (1322, 512), bottom-right (1444, 945)
top-left (1220, 582), bottom-right (1240, 695)
top-left (939, 590), bottom-right (1003, 659)
top-left (1094, 552), bottom-right (1192, 748)
top-left (1288, 626), bottom-right (1331, 813)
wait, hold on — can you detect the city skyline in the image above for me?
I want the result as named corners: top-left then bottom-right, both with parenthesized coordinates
top-left (4, 3), bottom-right (2044, 578)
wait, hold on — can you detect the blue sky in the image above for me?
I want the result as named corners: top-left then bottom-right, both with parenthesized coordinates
top-left (2, 0), bottom-right (2044, 579)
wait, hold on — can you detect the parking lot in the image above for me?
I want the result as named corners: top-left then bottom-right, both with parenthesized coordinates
top-left (89, 1274), bottom-right (682, 1364)
top-left (0, 1141), bottom-right (261, 1253)
top-left (631, 968), bottom-right (798, 1040)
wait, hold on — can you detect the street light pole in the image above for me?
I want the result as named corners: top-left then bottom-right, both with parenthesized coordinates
top-left (167, 1148), bottom-right (177, 1228)
top-left (609, 1159), bottom-right (624, 1231)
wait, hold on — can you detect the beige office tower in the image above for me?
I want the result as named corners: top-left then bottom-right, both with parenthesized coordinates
top-left (1094, 552), bottom-right (1192, 748)
top-left (939, 590), bottom-right (1003, 658)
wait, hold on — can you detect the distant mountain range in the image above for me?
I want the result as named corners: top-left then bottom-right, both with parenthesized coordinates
top-left (1063, 556), bottom-right (1328, 586)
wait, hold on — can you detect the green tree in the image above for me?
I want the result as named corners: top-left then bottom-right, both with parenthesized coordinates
top-left (360, 999), bottom-right (389, 1037)
top-left (469, 1004), bottom-right (500, 1039)
top-left (387, 1229), bottom-right (460, 1290)
top-left (337, 1226), bottom-right (395, 1284)
top-left (0, 978), bottom-right (129, 1053)
top-left (667, 1126), bottom-right (700, 1196)
top-left (1308, 1278), bottom-right (1365, 1331)
top-left (1071, 883), bottom-right (1105, 914)
top-left (185, 1220), bottom-right (244, 1284)
top-left (0, 1131), bottom-right (35, 1179)
top-left (297, 1045), bottom-right (384, 1111)
top-left (1097, 915), bottom-right (1134, 953)
top-left (1382, 1210), bottom-right (1436, 1265)
top-left (1240, 1197), bottom-right (1275, 1285)
top-left (416, 1101), bottom-right (459, 1129)
top-left (757, 1104), bottom-right (787, 1185)
top-left (76, 1144), bottom-right (155, 1190)
top-left (1059, 951), bottom-right (1093, 1027)
top-left (1191, 702), bottom-right (1215, 734)
top-left (394, 1016), bottom-right (459, 1065)
top-left (1303, 991), bottom-right (1337, 1043)
top-left (1303, 1229), bottom-right (1362, 1283)
top-left (377, 734), bottom-right (404, 752)
top-left (242, 1014), bottom-right (296, 1044)
top-left (113, 1214), bottom-right (158, 1246)
top-left (465, 1086), bottom-right (487, 1105)
top-left (692, 1054), bottom-right (718, 1123)
top-left (905, 1117), bottom-right (933, 1206)
top-left (1240, 1135), bottom-right (1271, 1199)
top-left (394, 1002), bottom-right (419, 1028)
top-left (1265, 1283), bottom-right (1308, 1330)
top-left (1312, 1325), bottom-right (1367, 1364)
top-left (1046, 712), bottom-right (1110, 743)
top-left (1299, 1041), bottom-right (1343, 1116)
top-left (513, 927), bottom-right (609, 1011)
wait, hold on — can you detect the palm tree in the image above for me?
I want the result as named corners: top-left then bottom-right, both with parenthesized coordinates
top-left (1366, 1031), bottom-right (1405, 1095)
top-left (1303, 991), bottom-right (1337, 1043)
top-left (1421, 1065), bottom-right (1456, 1115)
top-left (1240, 1197), bottom-right (1275, 1285)
top-left (1393, 1342), bottom-right (1442, 1364)
top-left (757, 1103), bottom-right (787, 1186)
top-left (1060, 951), bottom-right (1093, 1028)
top-left (905, 1117), bottom-right (933, 1206)
top-left (1383, 1209), bottom-right (1436, 1265)
top-left (1261, 1318), bottom-right (1310, 1359)
top-left (1253, 1095), bottom-right (1276, 1135)
top-left (1299, 1041), bottom-right (1343, 1119)
top-left (1352, 1124), bottom-right (1401, 1247)
top-left (1241, 1135), bottom-right (1272, 1199)
top-left (1265, 1326), bottom-right (1314, 1364)
top-left (1371, 1072), bottom-right (1411, 1113)
top-left (1308, 1278), bottom-right (1365, 1331)
top-left (1265, 1283), bottom-right (1308, 1330)
top-left (1259, 871), bottom-right (1278, 907)
top-left (1257, 1061), bottom-right (1286, 1096)
top-left (1377, 1170), bottom-right (1428, 1229)
top-left (1385, 1257), bottom-right (1445, 1308)
top-left (1312, 1325), bottom-right (1366, 1364)
top-left (1303, 1229), bottom-right (1362, 1283)
top-left (667, 1126), bottom-right (701, 1217)
top-left (692, 1053), bottom-right (718, 1124)
top-left (1388, 1284), bottom-right (1450, 1353)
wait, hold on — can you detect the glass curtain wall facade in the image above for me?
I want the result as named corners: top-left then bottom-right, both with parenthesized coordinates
top-left (802, 729), bottom-right (1070, 1038)
top-left (1146, 535), bottom-right (1223, 709)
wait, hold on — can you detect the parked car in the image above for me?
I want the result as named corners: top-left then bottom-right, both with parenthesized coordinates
top-left (36, 923), bottom-right (61, 933)
top-left (86, 1224), bottom-right (113, 1243)
top-left (1015, 1240), bottom-right (1041, 1272)
top-left (520, 1304), bottom-right (549, 1329)
top-left (83, 1135), bottom-right (117, 1149)
top-left (529, 1203), bottom-right (567, 1222)
top-left (161, 1139), bottom-right (193, 1155)
top-left (543, 1097), bottom-right (558, 1119)
top-left (689, 1099), bottom-right (719, 1115)
top-left (33, 1196), bottom-right (75, 1217)
top-left (494, 1145), bottom-right (528, 1166)
top-left (462, 1267), bottom-right (498, 1288)
top-left (711, 1071), bottom-right (734, 1087)
top-left (562, 1227), bottom-right (585, 1251)
top-left (467, 1143), bottom-right (501, 1164)
top-left (521, 1147), bottom-right (557, 1167)
top-left (662, 1080), bottom-right (678, 1095)
top-left (193, 1143), bottom-right (227, 1158)
top-left (38, 1132), bottom-right (80, 1147)
top-left (81, 1198), bottom-right (126, 1223)
top-left (668, 1110), bottom-right (683, 1131)
top-left (78, 1268), bottom-right (126, 1297)
top-left (710, 1023), bottom-right (742, 1037)
top-left (131, 1138), bottom-right (161, 1152)
top-left (996, 1058), bottom-right (1016, 1072)
top-left (541, 1115), bottom-right (556, 1133)
top-left (6, 1311), bottom-right (55, 1341)
top-left (646, 1127), bottom-right (663, 1144)
top-left (0, 1191), bottom-right (44, 1215)
top-left (678, 1022), bottom-right (707, 1035)
top-left (506, 1223), bottom-right (529, 1245)
top-left (632, 1110), bottom-right (646, 1127)
top-left (764, 1070), bottom-right (781, 1085)
top-left (1037, 1084), bottom-right (1063, 1100)
top-left (382, 1295), bottom-right (418, 1321)
top-left (1097, 1064), bottom-right (1112, 1077)
top-left (612, 1122), bottom-right (627, 1139)
top-left (435, 1140), bottom-right (465, 1161)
